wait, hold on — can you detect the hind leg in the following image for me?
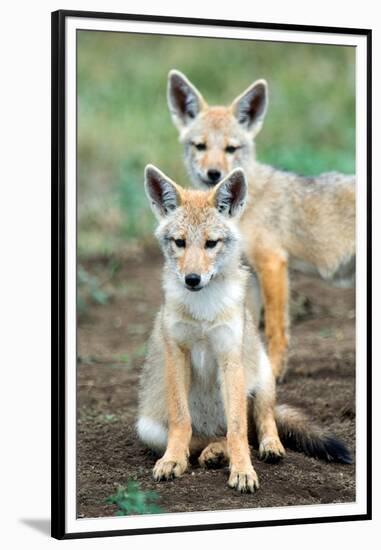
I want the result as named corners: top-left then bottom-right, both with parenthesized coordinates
top-left (250, 248), bottom-right (290, 381)
top-left (251, 351), bottom-right (285, 462)
top-left (253, 399), bottom-right (285, 462)
top-left (198, 438), bottom-right (229, 468)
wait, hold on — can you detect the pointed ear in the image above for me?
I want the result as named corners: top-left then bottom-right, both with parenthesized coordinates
top-left (167, 70), bottom-right (206, 131)
top-left (213, 169), bottom-right (247, 218)
top-left (231, 79), bottom-right (268, 136)
top-left (144, 165), bottom-right (182, 220)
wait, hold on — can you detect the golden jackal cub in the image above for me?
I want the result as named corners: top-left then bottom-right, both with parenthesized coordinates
top-left (167, 70), bottom-right (355, 380)
top-left (137, 165), bottom-right (351, 493)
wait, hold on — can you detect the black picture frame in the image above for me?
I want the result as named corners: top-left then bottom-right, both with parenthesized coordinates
top-left (51, 9), bottom-right (372, 540)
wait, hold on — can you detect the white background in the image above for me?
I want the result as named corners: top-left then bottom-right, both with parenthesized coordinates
top-left (0, 0), bottom-right (379, 548)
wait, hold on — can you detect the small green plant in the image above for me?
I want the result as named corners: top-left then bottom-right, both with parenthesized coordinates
top-left (118, 353), bottom-right (130, 364)
top-left (77, 265), bottom-right (109, 315)
top-left (320, 328), bottom-right (333, 339)
top-left (106, 481), bottom-right (163, 516)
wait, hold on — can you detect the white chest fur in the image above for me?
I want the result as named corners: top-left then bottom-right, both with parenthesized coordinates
top-left (188, 339), bottom-right (227, 437)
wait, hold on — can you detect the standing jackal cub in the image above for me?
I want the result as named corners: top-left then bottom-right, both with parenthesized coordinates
top-left (167, 70), bottom-right (355, 380)
top-left (137, 165), bottom-right (351, 493)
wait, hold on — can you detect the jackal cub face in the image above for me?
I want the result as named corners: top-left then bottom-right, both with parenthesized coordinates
top-left (144, 165), bottom-right (247, 292)
top-left (167, 70), bottom-right (268, 188)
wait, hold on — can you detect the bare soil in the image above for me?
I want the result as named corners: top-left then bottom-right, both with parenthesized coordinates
top-left (77, 253), bottom-right (355, 518)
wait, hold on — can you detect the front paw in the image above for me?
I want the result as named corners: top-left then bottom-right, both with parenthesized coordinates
top-left (153, 455), bottom-right (188, 481)
top-left (228, 465), bottom-right (259, 493)
top-left (259, 437), bottom-right (285, 463)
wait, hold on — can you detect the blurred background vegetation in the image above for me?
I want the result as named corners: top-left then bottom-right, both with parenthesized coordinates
top-left (77, 30), bottom-right (355, 259)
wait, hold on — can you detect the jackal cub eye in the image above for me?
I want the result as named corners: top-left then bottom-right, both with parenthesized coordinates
top-left (174, 238), bottom-right (186, 248)
top-left (225, 145), bottom-right (239, 154)
top-left (205, 239), bottom-right (218, 249)
top-left (193, 142), bottom-right (207, 151)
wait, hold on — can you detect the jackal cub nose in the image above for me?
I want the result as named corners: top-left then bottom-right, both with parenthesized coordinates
top-left (207, 169), bottom-right (222, 184)
top-left (185, 273), bottom-right (201, 290)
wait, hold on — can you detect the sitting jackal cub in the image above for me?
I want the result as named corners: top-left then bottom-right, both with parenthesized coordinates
top-left (137, 165), bottom-right (351, 493)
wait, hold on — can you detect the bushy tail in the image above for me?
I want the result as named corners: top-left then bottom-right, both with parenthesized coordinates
top-left (275, 404), bottom-right (352, 464)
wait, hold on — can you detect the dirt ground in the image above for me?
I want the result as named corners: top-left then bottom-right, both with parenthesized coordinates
top-left (77, 252), bottom-right (356, 518)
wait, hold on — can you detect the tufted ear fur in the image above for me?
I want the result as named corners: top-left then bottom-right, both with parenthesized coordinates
top-left (212, 168), bottom-right (247, 218)
top-left (167, 69), bottom-right (207, 131)
top-left (144, 164), bottom-right (182, 220)
top-left (231, 79), bottom-right (268, 136)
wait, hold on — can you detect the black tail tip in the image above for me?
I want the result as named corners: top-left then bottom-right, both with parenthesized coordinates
top-left (321, 436), bottom-right (353, 464)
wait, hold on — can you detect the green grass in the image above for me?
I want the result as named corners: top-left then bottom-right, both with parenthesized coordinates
top-left (77, 31), bottom-right (355, 257)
